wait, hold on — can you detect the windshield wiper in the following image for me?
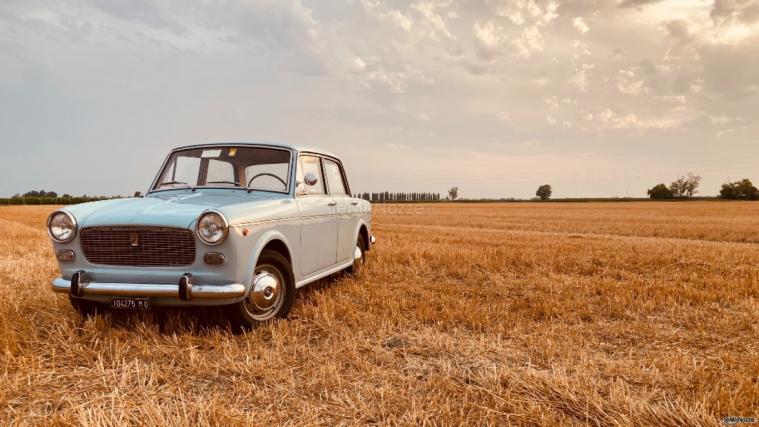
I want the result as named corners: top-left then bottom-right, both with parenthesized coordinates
top-left (206, 180), bottom-right (254, 193)
top-left (158, 181), bottom-right (192, 189)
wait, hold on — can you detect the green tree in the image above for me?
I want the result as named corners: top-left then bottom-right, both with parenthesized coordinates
top-left (670, 173), bottom-right (701, 199)
top-left (720, 179), bottom-right (759, 200)
top-left (536, 184), bottom-right (552, 200)
top-left (448, 187), bottom-right (459, 200)
top-left (647, 183), bottom-right (674, 199)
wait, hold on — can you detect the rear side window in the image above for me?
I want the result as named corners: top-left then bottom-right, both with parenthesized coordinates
top-left (323, 159), bottom-right (348, 196)
top-left (297, 155), bottom-right (326, 195)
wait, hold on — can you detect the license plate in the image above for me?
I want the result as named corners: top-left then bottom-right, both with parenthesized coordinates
top-left (111, 297), bottom-right (151, 310)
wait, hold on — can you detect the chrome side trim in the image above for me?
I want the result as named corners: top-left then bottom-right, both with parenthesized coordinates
top-left (231, 213), bottom-right (337, 228)
top-left (231, 216), bottom-right (300, 228)
top-left (51, 278), bottom-right (245, 299)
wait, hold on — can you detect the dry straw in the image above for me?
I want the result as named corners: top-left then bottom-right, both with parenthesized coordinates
top-left (0, 203), bottom-right (757, 425)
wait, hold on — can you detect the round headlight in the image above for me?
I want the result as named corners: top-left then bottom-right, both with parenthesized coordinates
top-left (197, 211), bottom-right (229, 245)
top-left (47, 211), bottom-right (77, 243)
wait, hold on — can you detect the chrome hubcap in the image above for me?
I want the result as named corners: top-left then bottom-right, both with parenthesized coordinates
top-left (246, 266), bottom-right (284, 320)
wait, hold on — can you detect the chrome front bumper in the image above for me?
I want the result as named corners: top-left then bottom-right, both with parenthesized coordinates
top-left (52, 277), bottom-right (246, 300)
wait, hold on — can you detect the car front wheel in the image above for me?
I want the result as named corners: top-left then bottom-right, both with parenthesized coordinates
top-left (226, 249), bottom-right (295, 330)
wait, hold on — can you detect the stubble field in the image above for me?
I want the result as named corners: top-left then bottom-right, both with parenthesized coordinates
top-left (0, 202), bottom-right (757, 426)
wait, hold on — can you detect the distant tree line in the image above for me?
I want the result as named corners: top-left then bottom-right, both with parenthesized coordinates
top-left (5, 178), bottom-right (759, 206)
top-left (647, 174), bottom-right (759, 201)
top-left (0, 191), bottom-right (123, 205)
top-left (21, 190), bottom-right (59, 198)
top-left (355, 192), bottom-right (441, 202)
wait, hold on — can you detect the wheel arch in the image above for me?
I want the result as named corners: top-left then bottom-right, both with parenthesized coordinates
top-left (245, 231), bottom-right (296, 290)
top-left (355, 219), bottom-right (370, 251)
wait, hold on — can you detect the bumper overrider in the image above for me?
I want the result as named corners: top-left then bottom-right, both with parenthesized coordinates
top-left (52, 271), bottom-right (245, 301)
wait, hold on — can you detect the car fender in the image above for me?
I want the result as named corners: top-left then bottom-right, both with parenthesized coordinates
top-left (354, 218), bottom-right (370, 250)
top-left (243, 229), bottom-right (296, 290)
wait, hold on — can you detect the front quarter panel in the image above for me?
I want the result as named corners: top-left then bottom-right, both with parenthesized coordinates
top-left (355, 198), bottom-right (372, 250)
top-left (222, 199), bottom-right (301, 291)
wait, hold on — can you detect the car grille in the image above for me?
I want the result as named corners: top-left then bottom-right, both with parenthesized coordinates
top-left (80, 227), bottom-right (196, 267)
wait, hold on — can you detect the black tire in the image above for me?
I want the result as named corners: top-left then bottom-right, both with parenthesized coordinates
top-left (347, 234), bottom-right (366, 276)
top-left (69, 296), bottom-right (107, 317)
top-left (226, 249), bottom-right (295, 330)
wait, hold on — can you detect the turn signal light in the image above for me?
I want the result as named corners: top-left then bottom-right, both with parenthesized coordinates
top-left (204, 252), bottom-right (225, 265)
top-left (56, 250), bottom-right (76, 262)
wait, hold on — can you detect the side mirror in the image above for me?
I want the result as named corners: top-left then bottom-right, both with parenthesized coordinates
top-left (304, 172), bottom-right (318, 186)
top-left (297, 172), bottom-right (319, 195)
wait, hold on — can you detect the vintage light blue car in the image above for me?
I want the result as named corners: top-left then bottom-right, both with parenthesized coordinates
top-left (47, 143), bottom-right (374, 328)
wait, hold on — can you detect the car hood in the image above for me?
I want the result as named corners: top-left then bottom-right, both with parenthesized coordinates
top-left (66, 190), bottom-right (276, 229)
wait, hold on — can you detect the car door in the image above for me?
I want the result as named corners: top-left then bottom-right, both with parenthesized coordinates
top-left (295, 155), bottom-right (338, 276)
top-left (323, 158), bottom-right (356, 263)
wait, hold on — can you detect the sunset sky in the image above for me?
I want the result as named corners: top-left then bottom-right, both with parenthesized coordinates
top-left (1, 0), bottom-right (758, 198)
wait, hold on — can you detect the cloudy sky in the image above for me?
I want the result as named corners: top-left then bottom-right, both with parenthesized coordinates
top-left (1, 0), bottom-right (758, 199)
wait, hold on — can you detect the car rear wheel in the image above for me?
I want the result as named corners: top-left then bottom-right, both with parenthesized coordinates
top-left (226, 249), bottom-right (295, 330)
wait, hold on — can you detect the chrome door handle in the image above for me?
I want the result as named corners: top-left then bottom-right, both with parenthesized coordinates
top-left (327, 202), bottom-right (337, 206)
top-left (351, 202), bottom-right (358, 206)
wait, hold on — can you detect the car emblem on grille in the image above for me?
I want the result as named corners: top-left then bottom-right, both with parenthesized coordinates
top-left (130, 232), bottom-right (140, 247)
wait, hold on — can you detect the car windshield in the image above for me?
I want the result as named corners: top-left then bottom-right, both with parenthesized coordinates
top-left (152, 146), bottom-right (291, 193)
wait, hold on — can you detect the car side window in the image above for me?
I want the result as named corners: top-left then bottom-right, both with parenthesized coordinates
top-left (323, 159), bottom-right (348, 196)
top-left (297, 155), bottom-right (326, 195)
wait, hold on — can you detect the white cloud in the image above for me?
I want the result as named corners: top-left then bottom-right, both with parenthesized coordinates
top-left (573, 17), bottom-right (589, 34)
top-left (473, 21), bottom-right (502, 49)
top-left (386, 10), bottom-right (414, 32)
top-left (361, 1), bottom-right (414, 32)
top-left (569, 63), bottom-right (594, 91)
top-left (512, 26), bottom-right (544, 58)
top-left (351, 56), bottom-right (367, 71)
top-left (709, 115), bottom-right (733, 125)
top-left (594, 108), bottom-right (682, 130)
top-left (496, 0), bottom-right (558, 27)
top-left (491, 0), bottom-right (558, 58)
top-left (616, 69), bottom-right (647, 95)
top-left (412, 1), bottom-right (455, 40)
top-left (710, 0), bottom-right (759, 27)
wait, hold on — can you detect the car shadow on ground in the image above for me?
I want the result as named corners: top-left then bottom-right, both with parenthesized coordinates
top-left (89, 271), bottom-right (353, 335)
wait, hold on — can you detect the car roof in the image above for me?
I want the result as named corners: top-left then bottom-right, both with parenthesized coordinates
top-left (172, 142), bottom-right (337, 158)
